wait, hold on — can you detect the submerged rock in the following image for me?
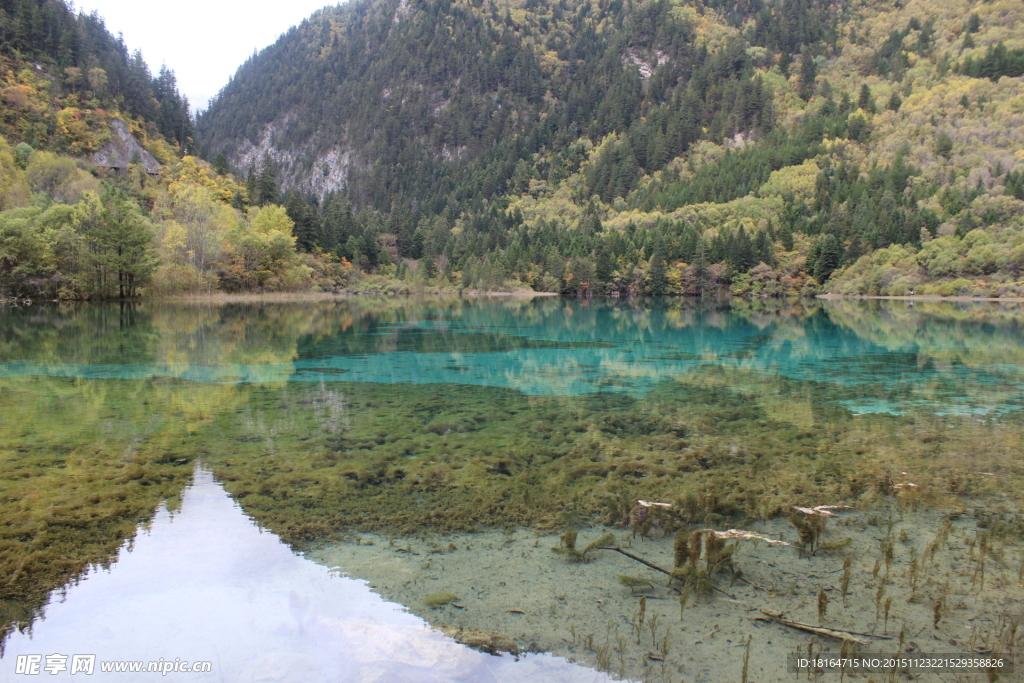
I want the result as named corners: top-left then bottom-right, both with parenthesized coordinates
top-left (440, 626), bottom-right (519, 656)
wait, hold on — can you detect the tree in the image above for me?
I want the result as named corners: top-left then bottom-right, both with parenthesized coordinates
top-left (935, 132), bottom-right (954, 159)
top-left (649, 233), bottom-right (667, 295)
top-left (812, 234), bottom-right (841, 283)
top-left (857, 84), bottom-right (875, 113)
top-left (799, 53), bottom-right (817, 101)
top-left (694, 240), bottom-right (708, 295)
top-left (254, 156), bottom-right (278, 206)
top-left (75, 190), bottom-right (157, 298)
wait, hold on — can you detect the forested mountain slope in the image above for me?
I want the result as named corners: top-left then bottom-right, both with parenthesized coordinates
top-left (0, 0), bottom-right (351, 300)
top-left (198, 0), bottom-right (1024, 297)
top-left (0, 0), bottom-right (193, 155)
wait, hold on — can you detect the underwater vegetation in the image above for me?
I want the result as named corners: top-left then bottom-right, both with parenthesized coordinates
top-left (551, 530), bottom-right (615, 562)
top-left (1, 296), bottom-right (1023, 659)
top-left (0, 375), bottom-right (194, 645)
top-left (423, 591), bottom-right (459, 607)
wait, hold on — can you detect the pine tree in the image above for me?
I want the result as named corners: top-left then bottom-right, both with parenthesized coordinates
top-left (813, 234), bottom-right (841, 282)
top-left (649, 233), bottom-right (667, 295)
top-left (857, 84), bottom-right (875, 113)
top-left (798, 52), bottom-right (817, 101)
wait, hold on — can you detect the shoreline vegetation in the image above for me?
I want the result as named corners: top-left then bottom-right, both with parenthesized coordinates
top-left (818, 293), bottom-right (1024, 303)
top-left (6, 291), bottom-right (1024, 305)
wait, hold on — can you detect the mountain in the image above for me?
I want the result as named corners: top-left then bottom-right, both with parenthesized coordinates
top-left (0, 0), bottom-right (194, 155)
top-left (0, 0), bottom-right (355, 301)
top-left (197, 0), bottom-right (1024, 298)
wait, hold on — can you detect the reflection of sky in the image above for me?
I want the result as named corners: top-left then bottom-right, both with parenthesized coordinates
top-left (0, 470), bottom-right (615, 683)
top-left (0, 302), bottom-right (1021, 416)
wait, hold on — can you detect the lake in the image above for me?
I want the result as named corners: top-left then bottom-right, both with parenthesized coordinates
top-left (1, 296), bottom-right (1022, 681)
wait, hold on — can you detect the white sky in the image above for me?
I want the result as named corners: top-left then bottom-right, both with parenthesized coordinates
top-left (74, 0), bottom-right (345, 111)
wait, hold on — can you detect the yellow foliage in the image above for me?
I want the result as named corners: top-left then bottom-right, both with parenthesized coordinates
top-left (54, 108), bottom-right (110, 155)
top-left (0, 136), bottom-right (31, 210)
top-left (25, 151), bottom-right (99, 203)
top-left (757, 159), bottom-right (819, 200)
top-left (163, 156), bottom-right (240, 204)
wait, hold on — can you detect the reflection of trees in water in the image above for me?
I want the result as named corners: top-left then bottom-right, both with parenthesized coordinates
top-left (824, 299), bottom-right (1024, 370)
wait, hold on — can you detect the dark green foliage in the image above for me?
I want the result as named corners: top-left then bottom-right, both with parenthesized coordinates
top-left (857, 84), bottom-right (875, 113)
top-left (965, 13), bottom-right (981, 34)
top-left (811, 233), bottom-right (841, 282)
top-left (198, 0), bottom-right (772, 213)
top-left (958, 43), bottom-right (1024, 81)
top-left (649, 233), bottom-right (667, 295)
top-left (85, 189), bottom-right (158, 298)
top-left (869, 18), bottom-right (933, 80)
top-left (811, 151), bottom-right (933, 252)
top-left (799, 52), bottom-right (817, 101)
top-left (747, 0), bottom-right (839, 54)
top-left (935, 132), bottom-right (954, 159)
top-left (1005, 169), bottom-right (1024, 201)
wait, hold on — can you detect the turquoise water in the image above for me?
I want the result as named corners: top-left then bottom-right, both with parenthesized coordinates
top-left (1, 298), bottom-right (1022, 416)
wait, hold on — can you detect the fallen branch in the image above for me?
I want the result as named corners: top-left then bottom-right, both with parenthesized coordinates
top-left (759, 610), bottom-right (893, 645)
top-left (598, 546), bottom-right (671, 575)
top-left (736, 575), bottom-right (771, 592)
top-left (598, 546), bottom-right (737, 599)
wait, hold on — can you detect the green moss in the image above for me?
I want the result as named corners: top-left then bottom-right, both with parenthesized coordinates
top-left (423, 591), bottom-right (458, 607)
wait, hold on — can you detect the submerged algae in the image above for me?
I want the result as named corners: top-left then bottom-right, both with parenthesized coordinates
top-left (2, 296), bottom-right (1024, 662)
top-left (0, 375), bottom-right (195, 643)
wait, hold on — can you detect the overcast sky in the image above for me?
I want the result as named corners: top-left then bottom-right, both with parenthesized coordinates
top-left (75, 0), bottom-right (344, 111)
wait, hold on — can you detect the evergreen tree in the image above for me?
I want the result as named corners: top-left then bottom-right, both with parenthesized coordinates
top-left (799, 52), bottom-right (817, 101)
top-left (857, 84), bottom-right (875, 113)
top-left (649, 233), bottom-right (667, 295)
top-left (812, 234), bottom-right (841, 282)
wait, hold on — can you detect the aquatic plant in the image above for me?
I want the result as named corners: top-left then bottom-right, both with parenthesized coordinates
top-left (616, 575), bottom-right (654, 592)
top-left (790, 506), bottom-right (851, 556)
top-left (423, 591), bottom-right (458, 607)
top-left (840, 555), bottom-right (852, 604)
top-left (629, 499), bottom-right (672, 539)
top-left (551, 531), bottom-right (614, 562)
top-left (672, 529), bottom-right (688, 568)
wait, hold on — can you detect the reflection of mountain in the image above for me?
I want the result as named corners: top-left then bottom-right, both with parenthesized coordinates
top-left (0, 375), bottom-right (195, 647)
top-left (2, 469), bottom-right (602, 682)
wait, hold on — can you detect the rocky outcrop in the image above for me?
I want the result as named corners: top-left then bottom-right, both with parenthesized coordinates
top-left (92, 118), bottom-right (161, 175)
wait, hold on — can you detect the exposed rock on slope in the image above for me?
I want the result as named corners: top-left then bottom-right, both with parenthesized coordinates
top-left (92, 119), bottom-right (161, 175)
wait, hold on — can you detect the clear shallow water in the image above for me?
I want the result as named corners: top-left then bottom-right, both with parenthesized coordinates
top-left (1, 296), bottom-right (1023, 682)
top-left (0, 469), bottom-right (614, 683)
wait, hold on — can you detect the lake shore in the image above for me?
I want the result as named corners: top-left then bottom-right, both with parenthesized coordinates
top-left (817, 293), bottom-right (1024, 303)
top-left (147, 289), bottom-right (558, 303)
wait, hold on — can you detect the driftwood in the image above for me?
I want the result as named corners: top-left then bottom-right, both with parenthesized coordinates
top-left (598, 546), bottom-right (672, 575)
top-left (759, 610), bottom-right (893, 645)
top-left (598, 546), bottom-right (737, 599)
